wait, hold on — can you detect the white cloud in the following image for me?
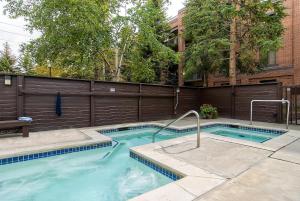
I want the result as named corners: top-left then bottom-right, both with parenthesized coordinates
top-left (0, 0), bottom-right (185, 57)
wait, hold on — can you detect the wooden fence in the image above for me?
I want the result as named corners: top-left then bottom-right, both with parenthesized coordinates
top-left (283, 86), bottom-right (300, 125)
top-left (0, 74), bottom-right (282, 132)
top-left (0, 75), bottom-right (200, 131)
top-left (198, 83), bottom-right (283, 123)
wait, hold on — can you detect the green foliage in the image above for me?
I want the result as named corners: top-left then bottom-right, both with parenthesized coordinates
top-left (17, 46), bottom-right (35, 74)
top-left (184, 0), bottom-right (230, 83)
top-left (3, 0), bottom-right (176, 83)
top-left (3, 0), bottom-right (124, 79)
top-left (128, 0), bottom-right (179, 83)
top-left (0, 42), bottom-right (16, 73)
top-left (200, 104), bottom-right (218, 119)
top-left (184, 0), bottom-right (286, 80)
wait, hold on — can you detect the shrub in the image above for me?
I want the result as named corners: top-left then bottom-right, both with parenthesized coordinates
top-left (200, 104), bottom-right (218, 119)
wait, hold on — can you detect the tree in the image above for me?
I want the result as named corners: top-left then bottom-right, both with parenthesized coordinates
top-left (3, 0), bottom-right (125, 80)
top-left (110, 15), bottom-right (136, 82)
top-left (128, 0), bottom-right (178, 83)
top-left (184, 0), bottom-right (286, 85)
top-left (34, 65), bottom-right (65, 77)
top-left (184, 0), bottom-right (229, 86)
top-left (0, 42), bottom-right (16, 73)
top-left (17, 46), bottom-right (35, 74)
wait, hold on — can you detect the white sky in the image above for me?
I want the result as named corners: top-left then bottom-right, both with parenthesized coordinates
top-left (0, 0), bottom-right (185, 57)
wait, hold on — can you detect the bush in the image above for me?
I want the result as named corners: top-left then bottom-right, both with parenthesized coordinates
top-left (200, 104), bottom-right (218, 119)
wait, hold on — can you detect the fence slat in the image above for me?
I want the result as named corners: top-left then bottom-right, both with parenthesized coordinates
top-left (90, 81), bottom-right (95, 127)
top-left (16, 76), bottom-right (24, 117)
top-left (0, 74), bottom-right (284, 132)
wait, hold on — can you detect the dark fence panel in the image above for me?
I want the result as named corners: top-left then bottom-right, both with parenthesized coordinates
top-left (23, 77), bottom-right (91, 131)
top-left (141, 85), bottom-right (174, 121)
top-left (94, 82), bottom-right (140, 126)
top-left (0, 74), bottom-right (283, 132)
top-left (234, 84), bottom-right (281, 122)
top-left (0, 75), bottom-right (201, 131)
top-left (0, 76), bottom-right (17, 121)
top-left (198, 87), bottom-right (232, 117)
top-left (198, 83), bottom-right (282, 122)
top-left (177, 87), bottom-right (201, 115)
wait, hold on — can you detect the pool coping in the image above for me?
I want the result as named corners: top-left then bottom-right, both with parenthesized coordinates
top-left (0, 120), bottom-right (296, 162)
top-left (0, 120), bottom-right (298, 200)
top-left (0, 129), bottom-right (112, 162)
top-left (94, 121), bottom-right (298, 201)
top-left (97, 121), bottom-right (297, 152)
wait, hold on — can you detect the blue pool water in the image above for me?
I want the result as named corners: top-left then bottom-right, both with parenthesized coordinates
top-left (0, 124), bottom-right (284, 201)
top-left (103, 124), bottom-right (285, 144)
top-left (0, 128), bottom-right (192, 201)
top-left (202, 125), bottom-right (284, 143)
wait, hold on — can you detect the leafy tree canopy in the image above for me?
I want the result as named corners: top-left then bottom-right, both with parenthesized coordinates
top-left (0, 42), bottom-right (16, 73)
top-left (128, 0), bottom-right (179, 83)
top-left (184, 0), bottom-right (286, 85)
top-left (3, 0), bottom-right (127, 79)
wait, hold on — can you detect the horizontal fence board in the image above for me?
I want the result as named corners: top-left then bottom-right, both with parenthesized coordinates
top-left (0, 76), bottom-right (17, 121)
top-left (0, 75), bottom-right (283, 132)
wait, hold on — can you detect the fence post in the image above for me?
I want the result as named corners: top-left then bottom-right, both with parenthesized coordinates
top-left (277, 83), bottom-right (283, 123)
top-left (16, 75), bottom-right (24, 117)
top-left (231, 85), bottom-right (236, 118)
top-left (90, 81), bottom-right (95, 127)
top-left (295, 90), bottom-right (298, 125)
top-left (173, 86), bottom-right (177, 115)
top-left (138, 84), bottom-right (142, 121)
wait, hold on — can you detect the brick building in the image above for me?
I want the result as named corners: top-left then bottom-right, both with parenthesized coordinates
top-left (170, 0), bottom-right (300, 87)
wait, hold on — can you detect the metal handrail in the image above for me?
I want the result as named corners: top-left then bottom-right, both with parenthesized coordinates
top-left (250, 99), bottom-right (290, 129)
top-left (152, 110), bottom-right (201, 148)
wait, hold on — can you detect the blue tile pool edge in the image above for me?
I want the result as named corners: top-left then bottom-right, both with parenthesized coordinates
top-left (0, 141), bottom-right (112, 166)
top-left (100, 123), bottom-right (287, 136)
top-left (99, 124), bottom-right (196, 135)
top-left (130, 151), bottom-right (183, 181)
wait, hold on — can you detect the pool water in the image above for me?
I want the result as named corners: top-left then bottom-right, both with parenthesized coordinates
top-left (203, 125), bottom-right (283, 143)
top-left (0, 124), bottom-right (284, 201)
top-left (0, 130), bottom-right (177, 201)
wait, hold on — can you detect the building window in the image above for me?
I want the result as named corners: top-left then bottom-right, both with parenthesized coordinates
top-left (260, 79), bottom-right (277, 84)
top-left (267, 51), bottom-right (276, 65)
top-left (260, 50), bottom-right (277, 67)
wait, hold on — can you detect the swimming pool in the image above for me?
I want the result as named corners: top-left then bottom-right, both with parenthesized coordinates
top-left (202, 124), bottom-right (286, 143)
top-left (0, 127), bottom-right (191, 201)
top-left (102, 123), bottom-right (286, 143)
top-left (0, 123), bottom-right (286, 201)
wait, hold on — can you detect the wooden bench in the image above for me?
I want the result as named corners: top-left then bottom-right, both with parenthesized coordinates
top-left (0, 120), bottom-right (31, 137)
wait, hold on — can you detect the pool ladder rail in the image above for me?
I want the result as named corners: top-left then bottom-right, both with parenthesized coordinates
top-left (250, 99), bottom-right (290, 129)
top-left (152, 110), bottom-right (201, 148)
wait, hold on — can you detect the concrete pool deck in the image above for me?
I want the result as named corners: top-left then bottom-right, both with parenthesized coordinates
top-left (0, 118), bottom-right (299, 201)
top-left (129, 119), bottom-right (300, 201)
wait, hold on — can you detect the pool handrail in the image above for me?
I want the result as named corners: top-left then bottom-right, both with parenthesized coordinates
top-left (152, 110), bottom-right (201, 147)
top-left (250, 99), bottom-right (290, 129)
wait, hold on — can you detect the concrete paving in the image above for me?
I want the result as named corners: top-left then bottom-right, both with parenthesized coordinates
top-left (0, 118), bottom-right (299, 201)
top-left (0, 128), bottom-right (110, 158)
top-left (157, 138), bottom-right (272, 179)
top-left (130, 118), bottom-right (300, 201)
top-left (195, 158), bottom-right (300, 201)
top-left (271, 138), bottom-right (300, 164)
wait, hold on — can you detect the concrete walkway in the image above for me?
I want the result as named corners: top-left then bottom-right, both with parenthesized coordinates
top-left (196, 158), bottom-right (300, 201)
top-left (0, 118), bottom-right (299, 201)
top-left (155, 137), bottom-right (300, 201)
top-left (130, 118), bottom-right (300, 201)
top-left (0, 127), bottom-right (110, 158)
top-left (157, 138), bottom-right (272, 179)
